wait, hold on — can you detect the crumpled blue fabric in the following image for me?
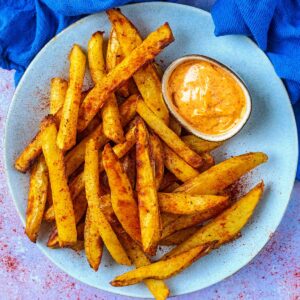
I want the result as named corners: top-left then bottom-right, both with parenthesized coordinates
top-left (212, 0), bottom-right (300, 179)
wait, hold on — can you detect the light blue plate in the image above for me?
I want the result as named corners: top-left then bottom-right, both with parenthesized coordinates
top-left (4, 2), bottom-right (298, 298)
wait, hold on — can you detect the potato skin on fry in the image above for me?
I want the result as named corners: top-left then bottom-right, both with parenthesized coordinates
top-left (41, 117), bottom-right (77, 246)
top-left (136, 118), bottom-right (161, 254)
top-left (25, 156), bottom-right (49, 242)
top-left (181, 135), bottom-right (223, 153)
top-left (164, 182), bottom-right (264, 259)
top-left (102, 144), bottom-right (141, 243)
top-left (111, 243), bottom-right (215, 287)
top-left (50, 78), bottom-right (68, 115)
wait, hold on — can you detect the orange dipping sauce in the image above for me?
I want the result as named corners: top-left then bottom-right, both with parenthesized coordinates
top-left (167, 60), bottom-right (247, 135)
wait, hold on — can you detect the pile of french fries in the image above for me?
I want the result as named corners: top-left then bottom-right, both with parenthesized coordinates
top-left (15, 9), bottom-right (268, 299)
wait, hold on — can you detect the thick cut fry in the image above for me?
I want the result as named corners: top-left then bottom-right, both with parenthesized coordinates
top-left (174, 152), bottom-right (268, 195)
top-left (121, 154), bottom-right (136, 189)
top-left (181, 135), bottom-right (223, 153)
top-left (84, 207), bottom-right (103, 271)
top-left (77, 23), bottom-right (174, 131)
top-left (169, 116), bottom-right (182, 136)
top-left (41, 117), bottom-right (77, 246)
top-left (149, 134), bottom-right (164, 190)
top-left (158, 193), bottom-right (229, 215)
top-left (87, 32), bottom-right (105, 83)
top-left (25, 156), bottom-right (49, 242)
top-left (84, 139), bottom-right (130, 265)
top-left (137, 100), bottom-right (203, 168)
top-left (102, 144), bottom-right (141, 243)
top-left (64, 95), bottom-right (138, 177)
top-left (160, 227), bottom-right (199, 246)
top-left (163, 144), bottom-right (199, 182)
top-left (164, 182), bottom-right (264, 258)
top-left (50, 78), bottom-right (68, 114)
top-left (57, 45), bottom-right (86, 151)
top-left (107, 9), bottom-right (169, 124)
top-left (136, 118), bottom-right (161, 254)
top-left (111, 243), bottom-right (215, 286)
top-left (161, 201), bottom-right (230, 240)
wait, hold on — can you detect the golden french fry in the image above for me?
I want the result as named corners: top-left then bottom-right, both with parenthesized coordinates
top-left (163, 144), bottom-right (199, 182)
top-left (121, 154), bottom-right (136, 189)
top-left (77, 23), bottom-right (174, 131)
top-left (64, 94), bottom-right (138, 177)
top-left (102, 144), bottom-right (141, 243)
top-left (41, 117), bottom-right (77, 246)
top-left (25, 156), bottom-right (49, 242)
top-left (174, 152), bottom-right (268, 195)
top-left (107, 9), bottom-right (169, 124)
top-left (158, 193), bottom-right (229, 215)
top-left (136, 99), bottom-right (203, 168)
top-left (84, 207), bottom-right (103, 271)
top-left (136, 118), bottom-right (161, 254)
top-left (181, 135), bottom-right (223, 153)
top-left (164, 182), bottom-right (264, 258)
top-left (169, 116), bottom-right (182, 136)
top-left (49, 78), bottom-right (68, 114)
top-left (111, 243), bottom-right (215, 286)
top-left (159, 227), bottom-right (199, 246)
top-left (149, 134), bottom-right (164, 190)
top-left (85, 139), bottom-right (131, 265)
top-left (57, 45), bottom-right (86, 151)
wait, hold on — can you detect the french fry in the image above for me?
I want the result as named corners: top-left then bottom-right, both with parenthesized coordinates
top-left (163, 144), bottom-right (199, 182)
top-left (107, 8), bottom-right (169, 124)
top-left (65, 95), bottom-right (137, 177)
top-left (57, 45), bottom-right (86, 151)
top-left (84, 207), bottom-right (103, 271)
top-left (160, 227), bottom-right (199, 246)
top-left (160, 201), bottom-right (230, 240)
top-left (136, 118), bottom-right (161, 254)
top-left (158, 193), bottom-right (229, 215)
top-left (77, 23), bottom-right (174, 131)
top-left (199, 152), bottom-right (215, 173)
top-left (169, 116), bottom-right (182, 136)
top-left (121, 154), bottom-right (136, 189)
top-left (164, 182), bottom-right (264, 258)
top-left (41, 117), bottom-right (77, 246)
top-left (25, 156), bottom-right (49, 242)
top-left (85, 139), bottom-right (131, 265)
top-left (111, 243), bottom-right (215, 287)
top-left (77, 115), bottom-right (101, 142)
top-left (174, 152), bottom-right (268, 195)
top-left (49, 78), bottom-right (68, 114)
top-left (149, 134), bottom-right (164, 190)
top-left (102, 144), bottom-right (141, 243)
top-left (136, 99), bottom-right (203, 168)
top-left (181, 135), bottom-right (223, 153)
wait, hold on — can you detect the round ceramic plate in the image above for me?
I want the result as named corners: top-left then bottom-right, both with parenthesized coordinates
top-left (4, 2), bottom-right (298, 298)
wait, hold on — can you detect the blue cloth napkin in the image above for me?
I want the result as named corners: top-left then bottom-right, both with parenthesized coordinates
top-left (0, 0), bottom-right (299, 178)
top-left (211, 0), bottom-right (300, 178)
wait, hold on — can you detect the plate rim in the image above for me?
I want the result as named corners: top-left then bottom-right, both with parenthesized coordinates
top-left (4, 1), bottom-right (299, 298)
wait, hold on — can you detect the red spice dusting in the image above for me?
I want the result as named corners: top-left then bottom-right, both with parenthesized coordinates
top-left (35, 86), bottom-right (50, 113)
top-left (1, 255), bottom-right (19, 272)
top-left (223, 176), bottom-right (249, 202)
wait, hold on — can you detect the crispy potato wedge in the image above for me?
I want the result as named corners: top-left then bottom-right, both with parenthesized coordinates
top-left (159, 227), bottom-right (199, 246)
top-left (111, 243), bottom-right (215, 286)
top-left (136, 99), bottom-right (203, 168)
top-left (77, 23), bottom-right (174, 131)
top-left (84, 207), bottom-right (103, 271)
top-left (64, 95), bottom-right (138, 177)
top-left (158, 193), bottom-right (229, 215)
top-left (149, 134), bottom-right (164, 190)
top-left (160, 201), bottom-right (230, 240)
top-left (181, 135), bottom-right (223, 153)
top-left (164, 182), bottom-right (264, 258)
top-left (169, 116), bottom-right (182, 136)
top-left (49, 78), bottom-right (68, 114)
top-left (102, 144), bottom-right (141, 243)
top-left (25, 156), bottom-right (49, 242)
top-left (85, 139), bottom-right (131, 265)
top-left (136, 118), bottom-right (161, 254)
top-left (174, 152), bottom-right (268, 195)
top-left (163, 144), bottom-right (199, 182)
top-left (107, 8), bottom-right (169, 124)
top-left (41, 117), bottom-right (77, 246)
top-left (57, 45), bottom-right (86, 151)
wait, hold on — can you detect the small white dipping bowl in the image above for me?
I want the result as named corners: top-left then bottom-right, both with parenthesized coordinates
top-left (162, 55), bottom-right (252, 142)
